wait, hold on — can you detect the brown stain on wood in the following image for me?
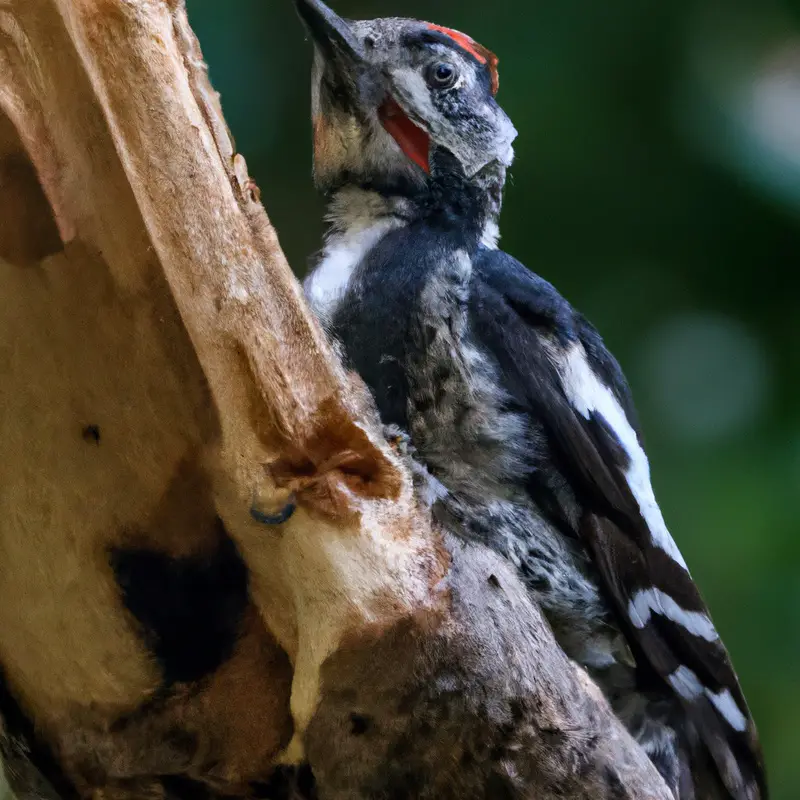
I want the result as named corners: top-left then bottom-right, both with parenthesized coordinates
top-left (0, 113), bottom-right (62, 266)
top-left (271, 400), bottom-right (402, 512)
top-left (51, 610), bottom-right (292, 796)
top-left (194, 609), bottom-right (293, 790)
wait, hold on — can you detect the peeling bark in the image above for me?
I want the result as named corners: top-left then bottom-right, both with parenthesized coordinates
top-left (0, 1), bottom-right (672, 798)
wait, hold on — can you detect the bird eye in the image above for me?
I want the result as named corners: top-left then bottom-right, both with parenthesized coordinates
top-left (427, 62), bottom-right (458, 89)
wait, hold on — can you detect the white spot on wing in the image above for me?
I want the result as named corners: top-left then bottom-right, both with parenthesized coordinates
top-left (668, 668), bottom-right (749, 732)
top-left (668, 665), bottom-right (704, 700)
top-left (629, 588), bottom-right (719, 642)
top-left (560, 344), bottom-right (689, 571)
top-left (707, 688), bottom-right (748, 732)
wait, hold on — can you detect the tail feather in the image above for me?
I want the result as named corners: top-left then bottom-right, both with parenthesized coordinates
top-left (613, 688), bottom-right (766, 800)
top-left (688, 697), bottom-right (767, 800)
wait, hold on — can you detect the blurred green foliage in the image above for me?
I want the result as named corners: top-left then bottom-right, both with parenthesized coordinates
top-left (187, 0), bottom-right (800, 795)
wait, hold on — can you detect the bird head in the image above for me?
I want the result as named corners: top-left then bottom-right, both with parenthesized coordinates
top-left (295, 0), bottom-right (518, 194)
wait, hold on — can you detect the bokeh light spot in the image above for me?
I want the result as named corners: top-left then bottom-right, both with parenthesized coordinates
top-left (638, 312), bottom-right (771, 443)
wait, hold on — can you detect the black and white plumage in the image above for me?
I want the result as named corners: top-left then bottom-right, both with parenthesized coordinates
top-left (295, 2), bottom-right (767, 798)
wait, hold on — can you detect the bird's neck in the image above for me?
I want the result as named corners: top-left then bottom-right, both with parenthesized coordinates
top-left (323, 162), bottom-right (506, 251)
top-left (307, 169), bottom-right (504, 323)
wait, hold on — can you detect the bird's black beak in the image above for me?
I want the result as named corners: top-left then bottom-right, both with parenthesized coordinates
top-left (294, 0), bottom-right (365, 68)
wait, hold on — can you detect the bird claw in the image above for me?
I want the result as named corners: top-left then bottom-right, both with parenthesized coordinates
top-left (384, 424), bottom-right (413, 455)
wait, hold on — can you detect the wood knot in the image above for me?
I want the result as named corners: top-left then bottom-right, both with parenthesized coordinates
top-left (81, 424), bottom-right (101, 445)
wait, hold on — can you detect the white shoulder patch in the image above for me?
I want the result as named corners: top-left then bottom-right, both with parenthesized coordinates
top-left (559, 344), bottom-right (689, 572)
top-left (304, 217), bottom-right (401, 320)
top-left (480, 219), bottom-right (500, 250)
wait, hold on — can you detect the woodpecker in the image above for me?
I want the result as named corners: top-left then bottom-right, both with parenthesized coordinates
top-left (294, 2), bottom-right (767, 798)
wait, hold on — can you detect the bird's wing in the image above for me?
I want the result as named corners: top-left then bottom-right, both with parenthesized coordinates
top-left (469, 247), bottom-right (766, 800)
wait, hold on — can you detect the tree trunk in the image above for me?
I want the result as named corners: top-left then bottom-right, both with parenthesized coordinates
top-left (0, 1), bottom-right (671, 798)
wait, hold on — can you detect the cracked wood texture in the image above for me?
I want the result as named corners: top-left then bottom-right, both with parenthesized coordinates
top-left (0, 1), bottom-right (672, 798)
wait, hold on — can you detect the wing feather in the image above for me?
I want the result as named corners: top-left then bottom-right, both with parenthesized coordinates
top-left (471, 248), bottom-right (766, 800)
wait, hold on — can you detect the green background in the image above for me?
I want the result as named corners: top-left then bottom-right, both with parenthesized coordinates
top-left (189, 0), bottom-right (798, 796)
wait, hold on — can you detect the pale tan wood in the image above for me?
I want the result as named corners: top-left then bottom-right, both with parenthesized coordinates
top-left (0, 1), bottom-right (672, 797)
